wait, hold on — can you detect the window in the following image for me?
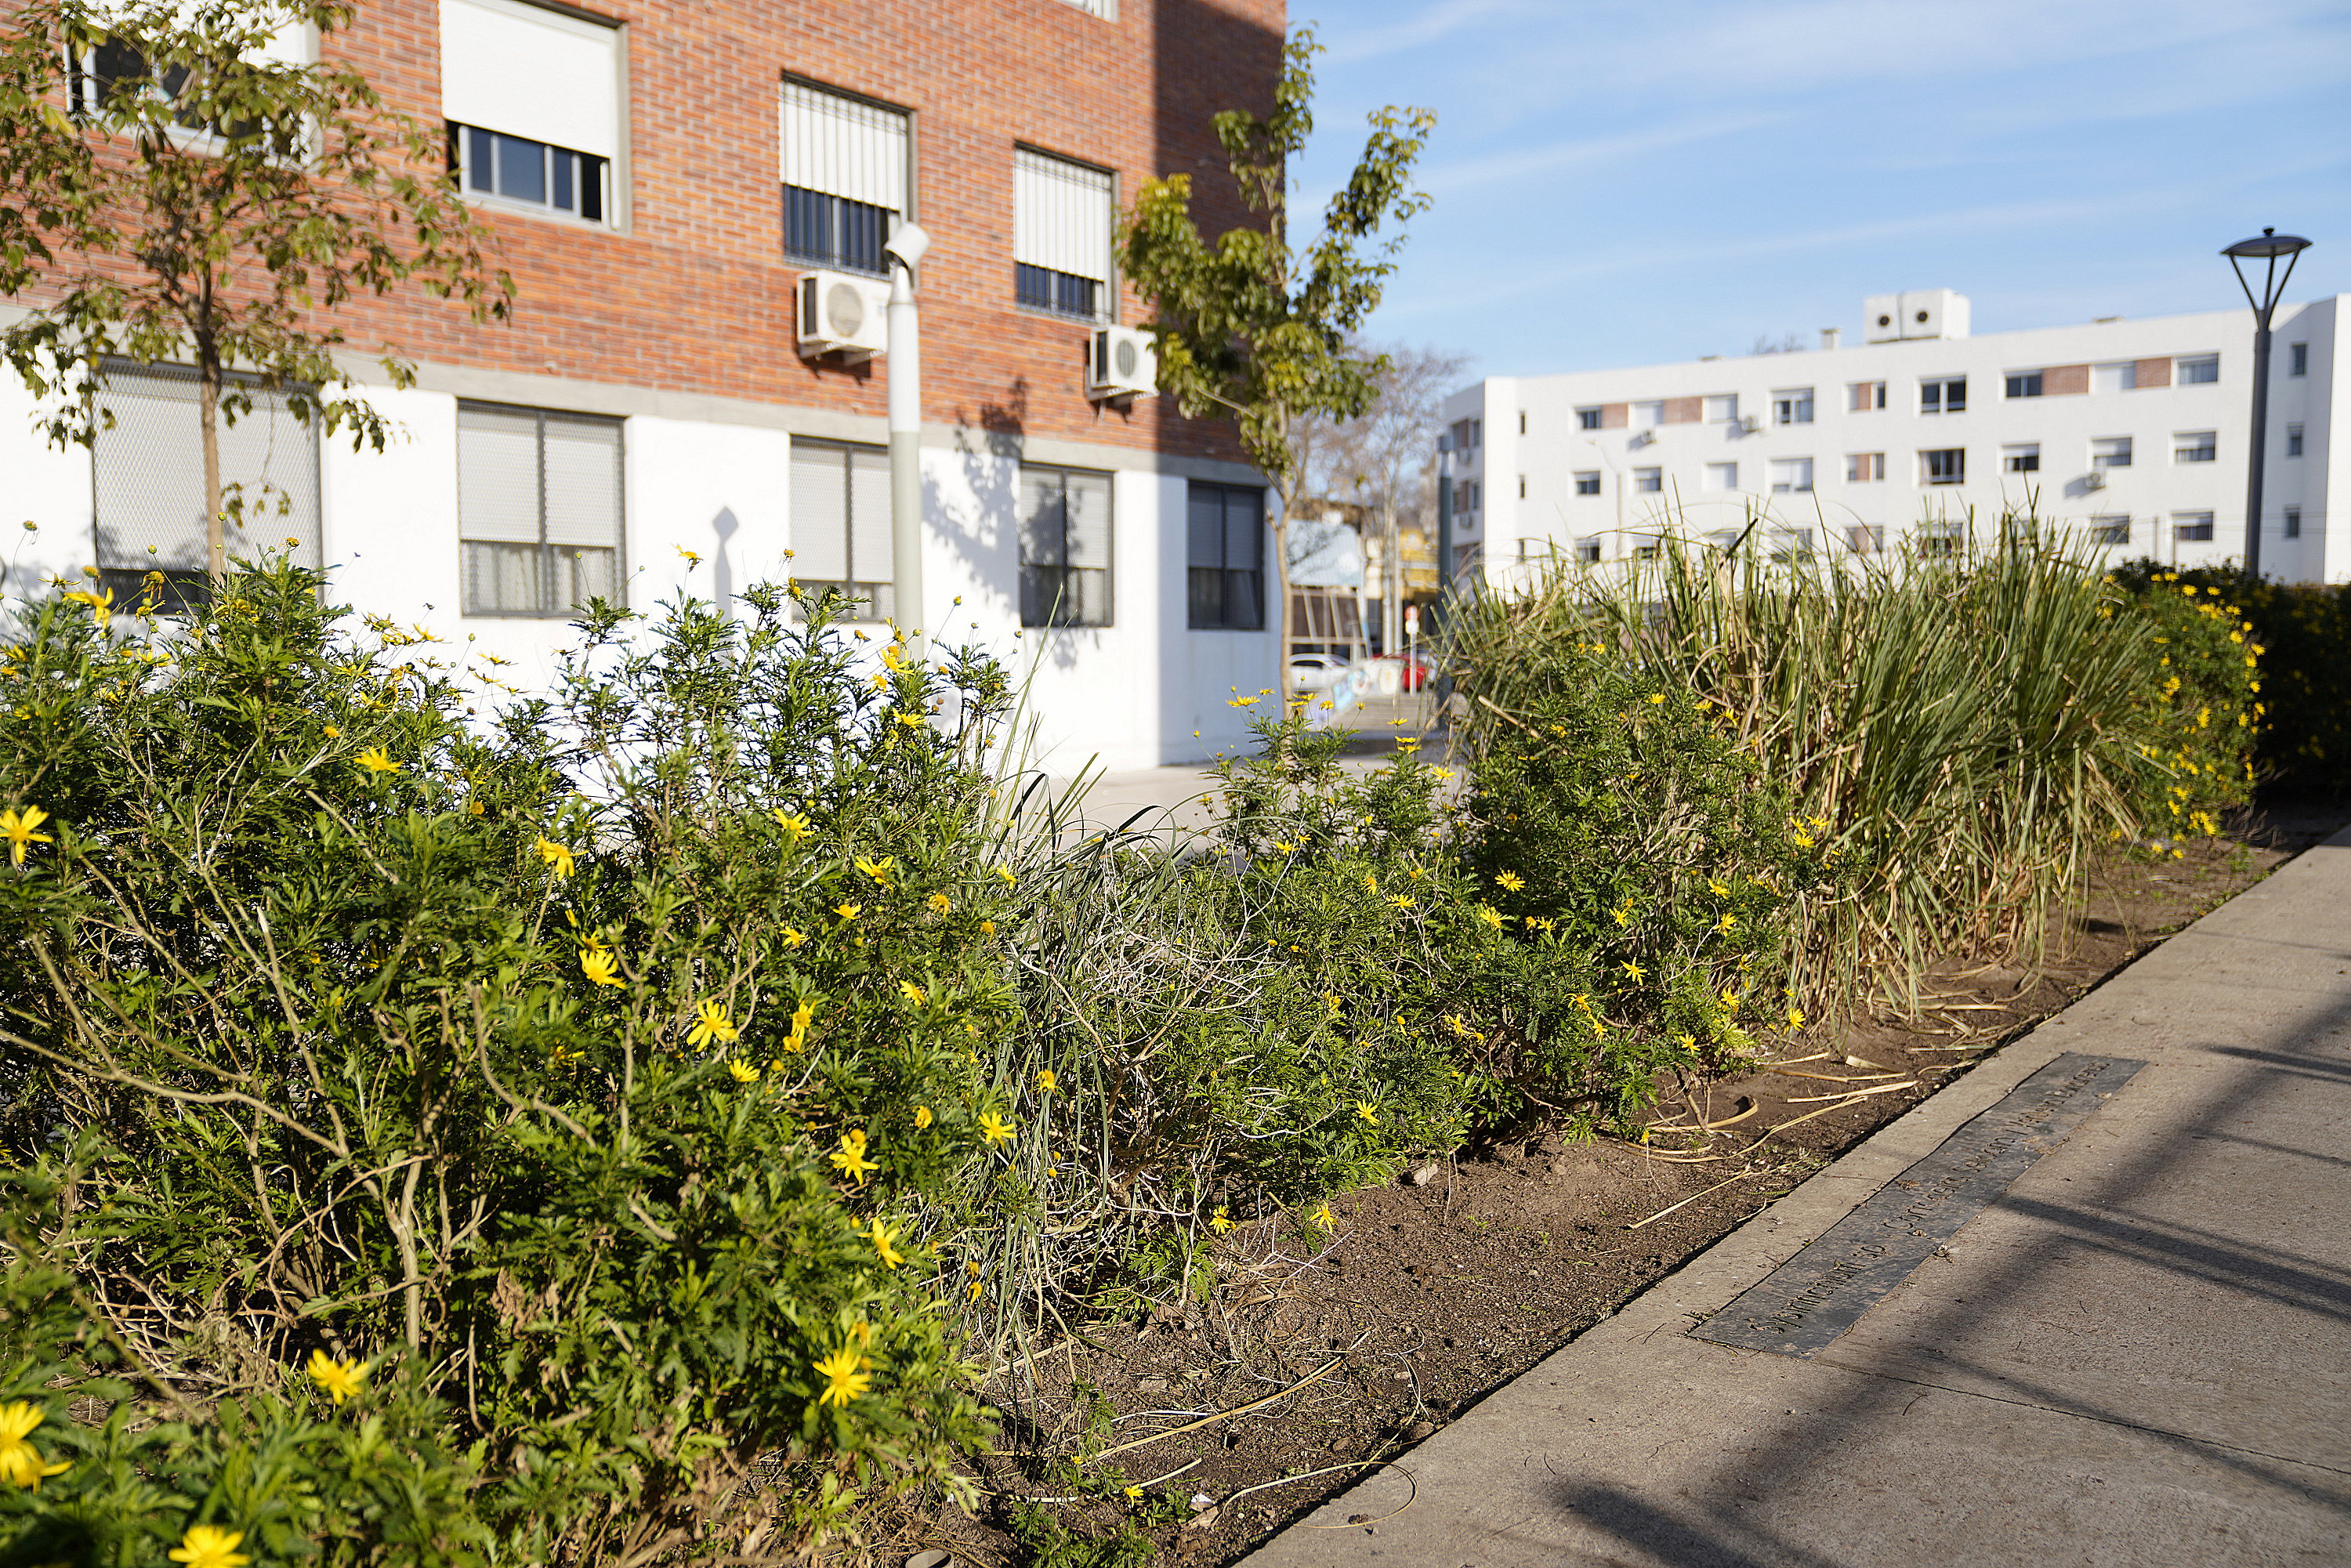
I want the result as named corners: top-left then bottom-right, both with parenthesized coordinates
top-left (1920, 447), bottom-right (1965, 486)
top-left (1846, 523), bottom-right (1884, 553)
top-left (1187, 482), bottom-right (1264, 630)
top-left (2173, 512), bottom-right (2215, 543)
top-left (1848, 381), bottom-right (1886, 411)
top-left (1518, 411), bottom-right (1526, 435)
top-left (1014, 147), bottom-right (1114, 320)
top-left (2176, 354), bottom-right (2219, 385)
top-left (2284, 506), bottom-right (2302, 540)
top-left (1768, 527), bottom-right (1813, 563)
top-left (1576, 406), bottom-right (1603, 430)
top-left (459, 403), bottom-right (625, 617)
top-left (2089, 516), bottom-right (2131, 545)
top-left (1846, 452), bottom-right (1884, 482)
top-left (2286, 424), bottom-right (2304, 458)
top-left (1448, 417), bottom-right (1481, 450)
top-left (1769, 457), bottom-right (1813, 494)
top-left (2092, 361), bottom-right (2134, 394)
top-left (1631, 537), bottom-right (1661, 561)
top-left (1632, 466), bottom-right (1662, 494)
top-left (1920, 376), bottom-right (1965, 415)
top-left (2003, 443), bottom-right (2040, 474)
top-left (782, 79), bottom-right (911, 276)
top-left (441, 0), bottom-right (621, 226)
top-left (73, 20), bottom-right (315, 150)
top-left (788, 438), bottom-right (893, 621)
top-left (2290, 342), bottom-right (2309, 377)
top-left (1704, 393), bottom-right (1739, 423)
top-left (90, 360), bottom-right (321, 612)
top-left (1573, 470), bottom-right (1601, 496)
top-left (2092, 436), bottom-right (2132, 469)
top-left (1518, 474), bottom-right (1527, 498)
top-left (1018, 465), bottom-right (1112, 627)
top-left (1773, 388), bottom-right (1814, 425)
top-left (1704, 462), bottom-right (1737, 491)
top-left (1574, 538), bottom-right (1601, 563)
top-left (2005, 371), bottom-right (2044, 399)
top-left (1632, 400), bottom-right (1665, 429)
top-left (1456, 479), bottom-right (1481, 514)
top-left (2173, 431), bottom-right (2216, 464)
top-left (1916, 521), bottom-right (1963, 559)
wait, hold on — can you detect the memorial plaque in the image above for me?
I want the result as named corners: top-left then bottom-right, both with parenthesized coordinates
top-left (1691, 1052), bottom-right (2146, 1356)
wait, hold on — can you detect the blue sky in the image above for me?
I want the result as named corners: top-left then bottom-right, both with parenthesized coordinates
top-left (1290, 0), bottom-right (2351, 378)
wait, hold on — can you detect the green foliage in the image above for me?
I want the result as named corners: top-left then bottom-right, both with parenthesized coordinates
top-left (1451, 521), bottom-right (2248, 1002)
top-left (2099, 566), bottom-right (2259, 838)
top-left (2111, 560), bottom-right (2342, 797)
top-left (1117, 25), bottom-right (1433, 499)
top-left (0, 0), bottom-right (509, 562)
top-left (0, 565), bottom-right (1002, 1563)
top-left (1444, 618), bottom-right (1848, 1073)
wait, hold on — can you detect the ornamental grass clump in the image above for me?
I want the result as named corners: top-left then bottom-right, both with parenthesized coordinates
top-left (0, 563), bottom-right (1013, 1563)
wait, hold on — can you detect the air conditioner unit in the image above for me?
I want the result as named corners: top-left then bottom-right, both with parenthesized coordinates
top-left (1089, 324), bottom-right (1157, 400)
top-left (2083, 470), bottom-right (2107, 491)
top-left (796, 271), bottom-right (891, 362)
top-left (1737, 413), bottom-right (1762, 434)
top-left (1628, 429), bottom-right (1657, 447)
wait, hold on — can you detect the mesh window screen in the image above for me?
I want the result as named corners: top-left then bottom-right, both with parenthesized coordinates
top-left (458, 402), bottom-right (624, 616)
top-left (91, 362), bottom-right (321, 595)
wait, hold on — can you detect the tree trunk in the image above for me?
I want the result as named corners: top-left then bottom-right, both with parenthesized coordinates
top-left (198, 355), bottom-right (225, 581)
top-left (1382, 493), bottom-right (1400, 656)
top-left (1273, 509), bottom-right (1293, 697)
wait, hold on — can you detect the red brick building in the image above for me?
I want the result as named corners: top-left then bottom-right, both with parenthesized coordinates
top-left (5, 0), bottom-right (1288, 767)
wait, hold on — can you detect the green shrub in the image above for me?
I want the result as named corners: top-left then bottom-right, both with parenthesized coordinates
top-left (2101, 565), bottom-right (2259, 838)
top-left (0, 565), bottom-right (1002, 1563)
top-left (2111, 560), bottom-right (2344, 798)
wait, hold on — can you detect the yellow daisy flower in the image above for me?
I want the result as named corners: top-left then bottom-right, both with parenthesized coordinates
top-left (305, 1349), bottom-right (364, 1406)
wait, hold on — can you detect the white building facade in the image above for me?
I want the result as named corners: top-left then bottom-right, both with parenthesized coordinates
top-left (1443, 291), bottom-right (2347, 585)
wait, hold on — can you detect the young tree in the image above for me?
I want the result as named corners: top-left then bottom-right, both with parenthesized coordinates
top-left (1309, 342), bottom-right (1471, 652)
top-left (1119, 25), bottom-right (1434, 668)
top-left (0, 0), bottom-right (510, 581)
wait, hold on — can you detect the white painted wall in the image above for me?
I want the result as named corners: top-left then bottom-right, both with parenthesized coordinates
top-left (0, 375), bottom-right (96, 601)
top-left (1451, 295), bottom-right (2349, 585)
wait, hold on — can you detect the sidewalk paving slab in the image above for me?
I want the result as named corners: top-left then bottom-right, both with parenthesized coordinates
top-left (1238, 826), bottom-right (2351, 1568)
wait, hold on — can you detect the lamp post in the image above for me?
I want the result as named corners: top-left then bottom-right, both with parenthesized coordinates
top-left (884, 221), bottom-right (931, 634)
top-left (2221, 227), bottom-right (2312, 579)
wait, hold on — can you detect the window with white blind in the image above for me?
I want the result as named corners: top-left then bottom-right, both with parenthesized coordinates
top-left (440, 0), bottom-right (621, 225)
top-left (89, 361), bottom-right (320, 611)
top-left (781, 78), bottom-right (909, 277)
top-left (1015, 147), bottom-right (1114, 321)
top-left (1019, 465), bottom-right (1113, 627)
top-left (789, 439), bottom-right (893, 622)
top-left (1769, 457), bottom-right (1813, 494)
top-left (458, 403), bottom-right (625, 617)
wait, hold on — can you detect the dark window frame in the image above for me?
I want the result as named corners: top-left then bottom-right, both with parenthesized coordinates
top-left (1018, 463), bottom-right (1114, 628)
top-left (1186, 481), bottom-right (1265, 632)
top-left (2005, 371), bottom-right (2043, 399)
top-left (1920, 375), bottom-right (1967, 415)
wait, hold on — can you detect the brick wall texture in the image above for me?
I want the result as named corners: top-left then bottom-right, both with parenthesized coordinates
top-left (18, 0), bottom-right (1285, 464)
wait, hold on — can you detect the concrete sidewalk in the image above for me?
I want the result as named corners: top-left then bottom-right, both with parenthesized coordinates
top-left (1241, 826), bottom-right (2351, 1568)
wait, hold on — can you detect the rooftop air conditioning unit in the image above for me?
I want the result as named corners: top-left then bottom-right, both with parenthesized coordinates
top-left (796, 271), bottom-right (891, 362)
top-left (1089, 324), bottom-right (1158, 400)
top-left (2083, 470), bottom-right (2107, 491)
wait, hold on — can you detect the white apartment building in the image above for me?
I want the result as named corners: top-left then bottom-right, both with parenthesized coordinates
top-left (1443, 290), bottom-right (2347, 585)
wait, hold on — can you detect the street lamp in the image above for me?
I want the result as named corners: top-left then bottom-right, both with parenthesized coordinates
top-left (884, 220), bottom-right (931, 634)
top-left (2221, 226), bottom-right (2312, 579)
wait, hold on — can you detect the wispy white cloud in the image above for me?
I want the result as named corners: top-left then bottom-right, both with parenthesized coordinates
top-left (1419, 112), bottom-right (1777, 193)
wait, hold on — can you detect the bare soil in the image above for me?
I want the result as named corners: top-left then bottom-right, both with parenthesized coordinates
top-left (894, 802), bottom-right (2347, 1568)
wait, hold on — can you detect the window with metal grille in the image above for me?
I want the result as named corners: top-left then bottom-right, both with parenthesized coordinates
top-left (781, 79), bottom-right (910, 277)
top-left (788, 439), bottom-right (893, 622)
top-left (1187, 482), bottom-right (1263, 631)
top-left (90, 360), bottom-right (321, 613)
top-left (1015, 148), bottom-right (1113, 320)
top-left (440, 0), bottom-right (621, 226)
top-left (1019, 465), bottom-right (1113, 627)
top-left (458, 403), bottom-right (624, 617)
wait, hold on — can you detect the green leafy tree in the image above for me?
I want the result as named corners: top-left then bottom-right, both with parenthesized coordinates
top-left (0, 0), bottom-right (510, 580)
top-left (1119, 26), bottom-right (1434, 661)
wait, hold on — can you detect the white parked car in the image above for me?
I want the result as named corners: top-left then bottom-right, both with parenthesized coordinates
top-left (1286, 654), bottom-right (1351, 694)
